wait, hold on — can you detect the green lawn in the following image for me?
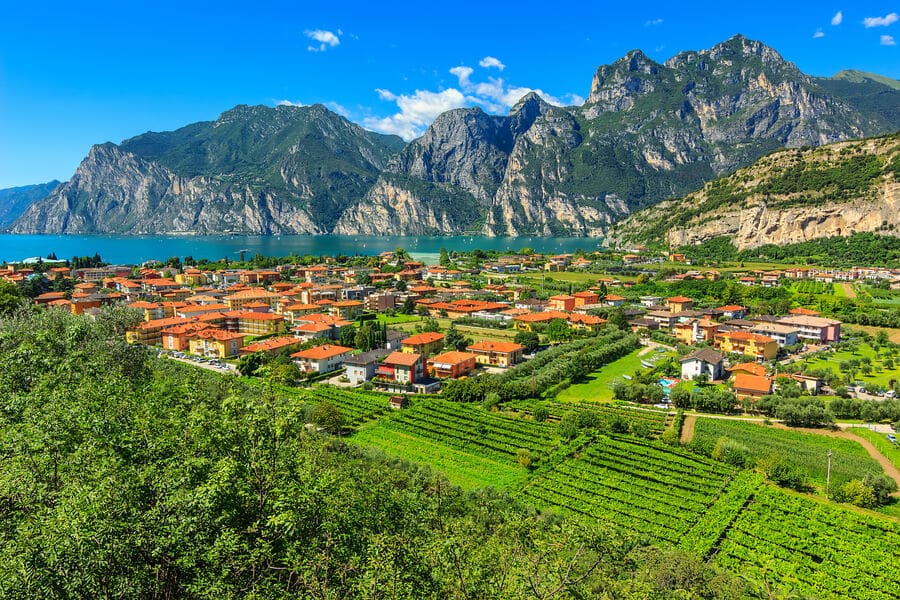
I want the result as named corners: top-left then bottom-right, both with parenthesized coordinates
top-left (849, 427), bottom-right (900, 471)
top-left (556, 348), bottom-right (664, 403)
top-left (691, 418), bottom-right (884, 489)
top-left (350, 425), bottom-right (529, 490)
top-left (374, 313), bottom-right (423, 325)
top-left (799, 342), bottom-right (900, 387)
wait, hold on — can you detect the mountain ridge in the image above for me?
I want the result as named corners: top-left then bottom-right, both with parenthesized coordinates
top-left (11, 34), bottom-right (900, 237)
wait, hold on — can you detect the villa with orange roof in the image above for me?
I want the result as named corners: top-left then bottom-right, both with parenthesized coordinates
top-left (714, 330), bottom-right (778, 361)
top-left (401, 332), bottom-right (446, 356)
top-left (224, 289), bottom-right (281, 311)
top-left (666, 296), bottom-right (694, 313)
top-left (377, 351), bottom-right (424, 386)
top-left (291, 344), bottom-right (353, 374)
top-left (733, 373), bottom-right (773, 400)
top-left (548, 295), bottom-right (576, 312)
top-left (188, 329), bottom-right (245, 358)
top-left (428, 351), bottom-right (477, 379)
top-left (161, 322), bottom-right (215, 351)
top-left (236, 311), bottom-right (284, 336)
top-left (126, 316), bottom-right (192, 345)
top-left (466, 340), bottom-right (525, 367)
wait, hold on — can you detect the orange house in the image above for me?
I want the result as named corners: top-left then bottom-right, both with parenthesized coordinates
top-left (572, 291), bottom-right (599, 307)
top-left (548, 295), bottom-right (576, 312)
top-left (401, 332), bottom-right (446, 356)
top-left (428, 351), bottom-right (477, 379)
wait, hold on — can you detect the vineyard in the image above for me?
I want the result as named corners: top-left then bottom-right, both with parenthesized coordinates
top-left (519, 435), bottom-right (739, 544)
top-left (508, 400), bottom-right (670, 437)
top-left (690, 418), bottom-right (884, 488)
top-left (351, 398), bottom-right (563, 489)
top-left (298, 386), bottom-right (393, 427)
top-left (714, 486), bottom-right (900, 600)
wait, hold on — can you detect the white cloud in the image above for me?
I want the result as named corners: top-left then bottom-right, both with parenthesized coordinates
top-left (479, 56), bottom-right (506, 70)
top-left (645, 18), bottom-right (664, 27)
top-left (305, 28), bottom-right (341, 52)
top-left (276, 100), bottom-right (304, 107)
top-left (364, 88), bottom-right (468, 140)
top-left (325, 101), bottom-right (351, 117)
top-left (813, 29), bottom-right (825, 38)
top-left (882, 34), bottom-right (897, 45)
top-left (831, 10), bottom-right (843, 25)
top-left (364, 61), bottom-right (584, 140)
top-left (863, 13), bottom-right (898, 27)
top-left (449, 66), bottom-right (474, 87)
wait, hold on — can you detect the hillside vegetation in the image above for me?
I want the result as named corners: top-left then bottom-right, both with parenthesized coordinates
top-left (608, 132), bottom-right (900, 250)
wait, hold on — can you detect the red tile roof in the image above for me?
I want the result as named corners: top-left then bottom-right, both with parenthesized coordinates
top-left (466, 341), bottom-right (524, 353)
top-left (382, 351), bottom-right (422, 367)
top-left (291, 345), bottom-right (353, 360)
top-left (402, 332), bottom-right (445, 346)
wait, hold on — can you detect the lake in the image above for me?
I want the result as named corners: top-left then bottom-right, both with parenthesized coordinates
top-left (0, 234), bottom-right (603, 265)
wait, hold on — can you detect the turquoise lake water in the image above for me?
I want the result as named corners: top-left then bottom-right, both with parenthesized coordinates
top-left (0, 234), bottom-right (603, 265)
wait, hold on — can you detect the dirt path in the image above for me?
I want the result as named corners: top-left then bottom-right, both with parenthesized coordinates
top-left (839, 283), bottom-right (857, 299)
top-left (681, 414), bottom-right (697, 444)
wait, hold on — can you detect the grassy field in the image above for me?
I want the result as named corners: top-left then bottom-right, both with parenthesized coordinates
top-left (799, 342), bottom-right (900, 387)
top-left (557, 348), bottom-right (666, 403)
top-left (691, 418), bottom-right (884, 489)
top-left (849, 427), bottom-right (900, 471)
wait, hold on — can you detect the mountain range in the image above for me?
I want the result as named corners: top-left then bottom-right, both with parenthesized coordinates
top-left (8, 34), bottom-right (900, 238)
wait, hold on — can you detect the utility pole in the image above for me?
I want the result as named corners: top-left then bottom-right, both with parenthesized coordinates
top-left (826, 449), bottom-right (833, 496)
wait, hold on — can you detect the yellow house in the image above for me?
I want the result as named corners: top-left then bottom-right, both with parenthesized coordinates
top-left (714, 331), bottom-right (778, 361)
top-left (401, 332), bottom-right (446, 356)
top-left (237, 312), bottom-right (285, 336)
top-left (673, 321), bottom-right (695, 345)
top-left (330, 300), bottom-right (364, 320)
top-left (175, 268), bottom-right (207, 286)
top-left (188, 329), bottom-right (245, 358)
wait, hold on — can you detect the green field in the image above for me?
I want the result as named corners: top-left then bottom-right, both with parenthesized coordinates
top-left (849, 427), bottom-right (900, 471)
top-left (799, 342), bottom-right (900, 387)
top-left (556, 348), bottom-right (661, 403)
top-left (691, 418), bottom-right (884, 488)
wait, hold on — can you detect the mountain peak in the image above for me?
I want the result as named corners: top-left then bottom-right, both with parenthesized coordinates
top-left (509, 91), bottom-right (549, 115)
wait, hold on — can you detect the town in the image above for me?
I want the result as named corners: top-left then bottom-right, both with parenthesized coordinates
top-left (4, 248), bottom-right (900, 407)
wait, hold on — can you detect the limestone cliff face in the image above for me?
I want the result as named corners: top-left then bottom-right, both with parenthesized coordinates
top-left (665, 182), bottom-right (900, 249)
top-left (608, 134), bottom-right (900, 250)
top-left (10, 144), bottom-right (324, 234)
top-left (333, 179), bottom-right (475, 235)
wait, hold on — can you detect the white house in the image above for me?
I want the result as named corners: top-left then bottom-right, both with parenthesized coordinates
top-left (680, 348), bottom-right (725, 381)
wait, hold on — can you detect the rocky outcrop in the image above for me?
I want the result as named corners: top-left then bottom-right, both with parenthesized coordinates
top-left (666, 182), bottom-right (900, 249)
top-left (609, 133), bottom-right (900, 250)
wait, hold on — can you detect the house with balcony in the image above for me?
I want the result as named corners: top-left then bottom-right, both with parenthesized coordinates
top-left (428, 351), bottom-right (477, 379)
top-left (466, 341), bottom-right (525, 367)
top-left (401, 332), bottom-right (446, 356)
top-left (714, 331), bottom-right (778, 361)
top-left (291, 345), bottom-right (353, 374)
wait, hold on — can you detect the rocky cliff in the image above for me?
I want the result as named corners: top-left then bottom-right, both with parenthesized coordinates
top-left (607, 133), bottom-right (900, 250)
top-left (12, 105), bottom-right (403, 234)
top-left (0, 181), bottom-right (60, 228)
top-left (11, 35), bottom-right (900, 237)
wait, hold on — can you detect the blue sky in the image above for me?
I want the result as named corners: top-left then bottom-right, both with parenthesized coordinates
top-left (1, 0), bottom-right (898, 188)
